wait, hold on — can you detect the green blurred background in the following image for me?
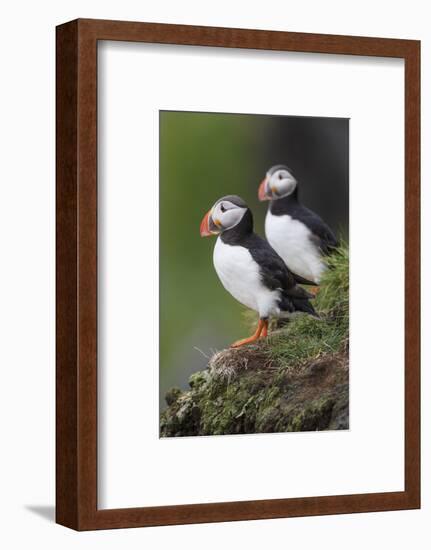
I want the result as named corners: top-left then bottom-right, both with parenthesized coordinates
top-left (159, 111), bottom-right (349, 411)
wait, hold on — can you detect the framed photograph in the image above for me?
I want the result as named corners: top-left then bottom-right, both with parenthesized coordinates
top-left (56, 18), bottom-right (420, 530)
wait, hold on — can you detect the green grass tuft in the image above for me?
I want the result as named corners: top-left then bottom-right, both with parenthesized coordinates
top-left (264, 242), bottom-right (349, 370)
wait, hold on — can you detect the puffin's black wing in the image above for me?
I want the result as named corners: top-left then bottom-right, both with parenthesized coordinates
top-left (290, 270), bottom-right (317, 287)
top-left (300, 207), bottom-right (338, 255)
top-left (280, 201), bottom-right (338, 256)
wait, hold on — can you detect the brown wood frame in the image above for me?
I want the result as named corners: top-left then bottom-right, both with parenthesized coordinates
top-left (56, 18), bottom-right (420, 531)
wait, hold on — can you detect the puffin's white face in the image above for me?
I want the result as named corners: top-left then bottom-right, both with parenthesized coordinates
top-left (258, 167), bottom-right (297, 201)
top-left (200, 199), bottom-right (247, 237)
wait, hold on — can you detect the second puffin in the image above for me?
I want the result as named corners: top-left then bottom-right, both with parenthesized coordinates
top-left (200, 195), bottom-right (317, 348)
top-left (258, 164), bottom-right (338, 284)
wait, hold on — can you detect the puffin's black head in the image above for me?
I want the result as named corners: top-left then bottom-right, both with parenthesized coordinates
top-left (200, 195), bottom-right (250, 237)
top-left (258, 164), bottom-right (297, 201)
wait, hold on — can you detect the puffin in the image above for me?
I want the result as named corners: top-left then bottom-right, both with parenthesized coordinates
top-left (258, 164), bottom-right (338, 284)
top-left (200, 195), bottom-right (317, 348)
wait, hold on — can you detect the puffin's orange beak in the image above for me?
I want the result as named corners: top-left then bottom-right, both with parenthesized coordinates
top-left (258, 178), bottom-right (269, 201)
top-left (200, 210), bottom-right (213, 237)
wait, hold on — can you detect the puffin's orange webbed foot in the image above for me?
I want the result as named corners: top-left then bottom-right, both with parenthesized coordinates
top-left (231, 335), bottom-right (261, 348)
top-left (230, 319), bottom-right (268, 348)
top-left (310, 285), bottom-right (320, 297)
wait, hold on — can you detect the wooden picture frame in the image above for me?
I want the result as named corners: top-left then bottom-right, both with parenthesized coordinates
top-left (56, 18), bottom-right (420, 530)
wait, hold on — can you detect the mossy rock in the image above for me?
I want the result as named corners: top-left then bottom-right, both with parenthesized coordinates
top-left (160, 345), bottom-right (349, 437)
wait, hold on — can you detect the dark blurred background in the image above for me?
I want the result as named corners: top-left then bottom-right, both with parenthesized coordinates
top-left (159, 111), bottom-right (349, 411)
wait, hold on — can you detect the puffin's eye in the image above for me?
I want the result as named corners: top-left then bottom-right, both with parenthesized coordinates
top-left (278, 173), bottom-right (283, 179)
top-left (220, 203), bottom-right (226, 213)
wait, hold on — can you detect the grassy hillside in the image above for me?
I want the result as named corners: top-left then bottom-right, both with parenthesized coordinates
top-left (266, 242), bottom-right (349, 368)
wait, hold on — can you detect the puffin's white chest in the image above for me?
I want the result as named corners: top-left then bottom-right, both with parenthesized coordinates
top-left (213, 238), bottom-right (279, 317)
top-left (265, 210), bottom-right (324, 283)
